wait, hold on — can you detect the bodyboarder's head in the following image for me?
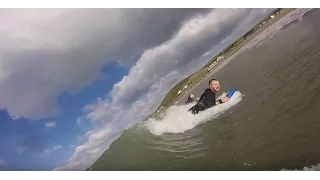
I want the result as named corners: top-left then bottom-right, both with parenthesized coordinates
top-left (209, 79), bottom-right (220, 92)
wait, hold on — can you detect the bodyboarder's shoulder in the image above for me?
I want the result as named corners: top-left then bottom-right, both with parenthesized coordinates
top-left (204, 88), bottom-right (215, 95)
top-left (204, 88), bottom-right (211, 93)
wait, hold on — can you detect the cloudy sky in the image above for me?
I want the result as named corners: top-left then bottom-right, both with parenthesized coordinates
top-left (0, 8), bottom-right (273, 170)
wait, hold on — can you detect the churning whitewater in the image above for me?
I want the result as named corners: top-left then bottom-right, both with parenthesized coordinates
top-left (145, 91), bottom-right (243, 136)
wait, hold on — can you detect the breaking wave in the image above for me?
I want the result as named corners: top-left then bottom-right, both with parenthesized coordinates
top-left (145, 91), bottom-right (243, 136)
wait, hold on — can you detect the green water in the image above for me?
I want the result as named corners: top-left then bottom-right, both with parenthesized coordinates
top-left (90, 9), bottom-right (320, 171)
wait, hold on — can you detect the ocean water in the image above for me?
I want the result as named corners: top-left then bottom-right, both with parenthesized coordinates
top-left (90, 9), bottom-right (320, 171)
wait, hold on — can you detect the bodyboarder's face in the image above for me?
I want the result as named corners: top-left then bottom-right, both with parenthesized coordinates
top-left (210, 80), bottom-right (220, 92)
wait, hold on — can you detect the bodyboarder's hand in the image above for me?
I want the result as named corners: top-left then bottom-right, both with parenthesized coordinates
top-left (221, 96), bottom-right (229, 103)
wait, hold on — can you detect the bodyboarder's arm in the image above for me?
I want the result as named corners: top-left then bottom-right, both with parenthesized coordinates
top-left (217, 96), bottom-right (229, 104)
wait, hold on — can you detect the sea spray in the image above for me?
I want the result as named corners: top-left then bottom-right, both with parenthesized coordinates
top-left (145, 91), bottom-right (244, 136)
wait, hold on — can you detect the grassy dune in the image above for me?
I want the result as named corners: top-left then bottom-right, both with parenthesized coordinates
top-left (156, 69), bottom-right (207, 110)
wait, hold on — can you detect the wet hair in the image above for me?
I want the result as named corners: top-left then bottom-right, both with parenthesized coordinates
top-left (209, 78), bottom-right (218, 85)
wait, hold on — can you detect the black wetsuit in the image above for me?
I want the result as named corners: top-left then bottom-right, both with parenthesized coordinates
top-left (188, 88), bottom-right (223, 114)
top-left (185, 97), bottom-right (196, 104)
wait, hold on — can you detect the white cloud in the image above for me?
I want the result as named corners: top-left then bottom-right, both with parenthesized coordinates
top-left (45, 121), bottom-right (56, 128)
top-left (55, 9), bottom-right (273, 171)
top-left (0, 9), bottom-right (209, 120)
top-left (41, 145), bottom-right (62, 157)
top-left (0, 160), bottom-right (5, 167)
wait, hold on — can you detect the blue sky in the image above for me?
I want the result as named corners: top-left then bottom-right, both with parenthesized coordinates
top-left (0, 8), bottom-right (273, 170)
top-left (0, 62), bottom-right (128, 170)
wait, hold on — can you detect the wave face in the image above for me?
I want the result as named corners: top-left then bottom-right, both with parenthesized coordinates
top-left (90, 9), bottom-right (320, 171)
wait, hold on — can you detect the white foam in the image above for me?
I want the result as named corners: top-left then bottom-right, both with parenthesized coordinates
top-left (145, 91), bottom-right (243, 136)
top-left (281, 163), bottom-right (320, 171)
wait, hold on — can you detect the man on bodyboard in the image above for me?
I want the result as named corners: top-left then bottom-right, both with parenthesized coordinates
top-left (188, 79), bottom-right (229, 114)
